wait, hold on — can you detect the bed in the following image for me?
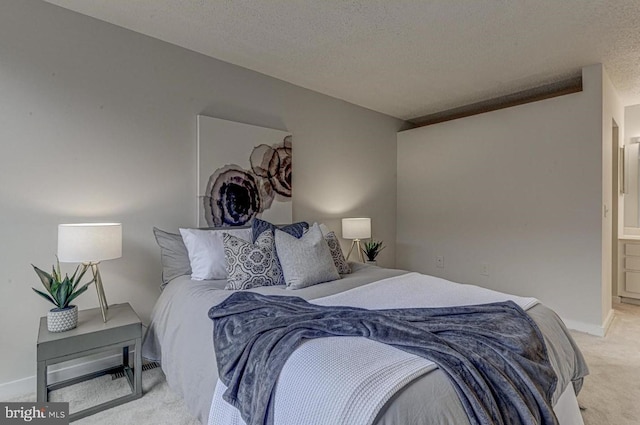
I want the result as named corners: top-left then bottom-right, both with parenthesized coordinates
top-left (142, 257), bottom-right (588, 425)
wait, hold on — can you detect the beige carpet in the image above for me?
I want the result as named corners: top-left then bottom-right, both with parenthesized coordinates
top-left (572, 302), bottom-right (640, 425)
top-left (10, 368), bottom-right (199, 425)
top-left (11, 302), bottom-right (640, 424)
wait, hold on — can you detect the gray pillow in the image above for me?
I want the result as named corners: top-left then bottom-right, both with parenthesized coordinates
top-left (153, 227), bottom-right (192, 287)
top-left (275, 223), bottom-right (340, 290)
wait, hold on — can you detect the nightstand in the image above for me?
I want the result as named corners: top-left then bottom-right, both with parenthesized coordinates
top-left (36, 303), bottom-right (143, 421)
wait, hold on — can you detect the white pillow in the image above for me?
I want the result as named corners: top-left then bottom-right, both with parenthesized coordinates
top-left (318, 222), bottom-right (331, 236)
top-left (275, 223), bottom-right (340, 290)
top-left (179, 228), bottom-right (252, 280)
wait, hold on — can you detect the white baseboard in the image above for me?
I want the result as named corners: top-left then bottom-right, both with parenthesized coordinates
top-left (620, 296), bottom-right (640, 306)
top-left (0, 376), bottom-right (34, 402)
top-left (613, 295), bottom-right (622, 304)
top-left (562, 309), bottom-right (615, 337)
top-left (0, 351), bottom-right (128, 401)
top-left (602, 309), bottom-right (615, 335)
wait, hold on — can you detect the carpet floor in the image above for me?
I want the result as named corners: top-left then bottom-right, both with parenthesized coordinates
top-left (572, 302), bottom-right (640, 425)
top-left (11, 302), bottom-right (640, 424)
top-left (11, 367), bottom-right (199, 425)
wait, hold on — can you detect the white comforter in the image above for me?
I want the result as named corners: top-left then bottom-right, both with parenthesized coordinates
top-left (208, 272), bottom-right (542, 425)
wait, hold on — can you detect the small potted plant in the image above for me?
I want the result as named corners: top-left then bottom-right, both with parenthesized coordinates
top-left (32, 259), bottom-right (94, 332)
top-left (362, 240), bottom-right (385, 265)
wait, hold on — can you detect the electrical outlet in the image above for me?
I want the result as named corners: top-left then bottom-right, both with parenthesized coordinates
top-left (436, 256), bottom-right (444, 268)
top-left (480, 263), bottom-right (489, 276)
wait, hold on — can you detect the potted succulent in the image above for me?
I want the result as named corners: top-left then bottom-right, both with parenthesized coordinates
top-left (362, 240), bottom-right (385, 265)
top-left (32, 259), bottom-right (94, 332)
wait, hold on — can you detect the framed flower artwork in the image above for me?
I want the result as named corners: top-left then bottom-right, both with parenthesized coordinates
top-left (196, 115), bottom-right (293, 227)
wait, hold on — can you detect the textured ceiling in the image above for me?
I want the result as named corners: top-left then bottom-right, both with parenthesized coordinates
top-left (43, 0), bottom-right (640, 120)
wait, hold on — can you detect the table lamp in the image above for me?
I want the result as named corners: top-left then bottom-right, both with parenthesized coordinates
top-left (58, 223), bottom-right (122, 322)
top-left (341, 218), bottom-right (371, 262)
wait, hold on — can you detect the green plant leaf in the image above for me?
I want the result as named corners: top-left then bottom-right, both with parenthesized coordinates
top-left (32, 265), bottom-right (53, 293)
top-left (67, 281), bottom-right (92, 305)
top-left (32, 288), bottom-right (57, 306)
top-left (362, 239), bottom-right (385, 260)
top-left (50, 280), bottom-right (60, 296)
top-left (55, 256), bottom-right (62, 281)
top-left (60, 275), bottom-right (74, 308)
top-left (72, 264), bottom-right (93, 292)
top-left (54, 282), bottom-right (64, 308)
top-left (68, 266), bottom-right (79, 285)
top-left (33, 259), bottom-right (93, 308)
top-left (51, 265), bottom-right (58, 283)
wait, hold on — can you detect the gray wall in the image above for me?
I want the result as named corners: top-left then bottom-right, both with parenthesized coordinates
top-left (0, 0), bottom-right (404, 389)
top-left (397, 65), bottom-right (618, 334)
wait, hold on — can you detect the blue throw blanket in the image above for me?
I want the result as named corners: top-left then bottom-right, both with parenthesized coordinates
top-left (209, 292), bottom-right (558, 425)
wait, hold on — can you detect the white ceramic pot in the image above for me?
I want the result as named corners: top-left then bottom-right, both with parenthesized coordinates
top-left (365, 260), bottom-right (377, 266)
top-left (47, 305), bottom-right (78, 333)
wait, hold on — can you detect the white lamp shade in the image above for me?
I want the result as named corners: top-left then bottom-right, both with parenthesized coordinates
top-left (58, 223), bottom-right (122, 263)
top-left (341, 218), bottom-right (371, 240)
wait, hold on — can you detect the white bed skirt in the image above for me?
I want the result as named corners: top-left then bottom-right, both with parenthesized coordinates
top-left (555, 384), bottom-right (585, 425)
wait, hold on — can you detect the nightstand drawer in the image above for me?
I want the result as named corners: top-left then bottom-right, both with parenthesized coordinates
top-left (37, 304), bottom-right (141, 360)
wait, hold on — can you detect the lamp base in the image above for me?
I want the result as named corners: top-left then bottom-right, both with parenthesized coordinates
top-left (345, 239), bottom-right (365, 263)
top-left (89, 263), bottom-right (109, 322)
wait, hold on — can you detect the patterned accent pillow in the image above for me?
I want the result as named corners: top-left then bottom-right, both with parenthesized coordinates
top-left (324, 231), bottom-right (351, 274)
top-left (223, 230), bottom-right (283, 290)
top-left (251, 218), bottom-right (309, 243)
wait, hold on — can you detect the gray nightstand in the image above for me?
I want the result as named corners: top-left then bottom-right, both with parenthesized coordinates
top-left (37, 303), bottom-right (143, 421)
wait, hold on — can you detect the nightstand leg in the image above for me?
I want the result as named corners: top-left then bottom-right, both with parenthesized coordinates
top-left (37, 361), bottom-right (47, 402)
top-left (122, 346), bottom-right (129, 368)
top-left (134, 337), bottom-right (142, 396)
